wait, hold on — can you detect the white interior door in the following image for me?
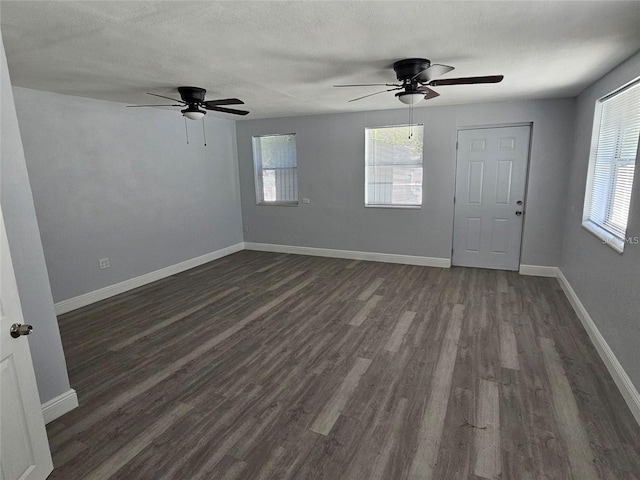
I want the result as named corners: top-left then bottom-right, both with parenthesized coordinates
top-left (0, 206), bottom-right (53, 480)
top-left (452, 126), bottom-right (530, 271)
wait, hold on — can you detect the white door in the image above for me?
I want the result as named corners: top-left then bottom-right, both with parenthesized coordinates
top-left (452, 126), bottom-right (530, 271)
top-left (0, 206), bottom-right (53, 480)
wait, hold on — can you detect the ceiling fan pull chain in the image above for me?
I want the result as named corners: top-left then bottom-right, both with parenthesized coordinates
top-left (409, 103), bottom-right (414, 139)
top-left (184, 117), bottom-right (189, 145)
top-left (202, 118), bottom-right (207, 147)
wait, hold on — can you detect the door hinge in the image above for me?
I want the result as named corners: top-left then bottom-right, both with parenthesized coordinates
top-left (456, 141), bottom-right (459, 150)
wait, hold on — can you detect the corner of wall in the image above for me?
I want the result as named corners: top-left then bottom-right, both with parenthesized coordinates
top-left (41, 389), bottom-right (79, 424)
top-left (556, 270), bottom-right (640, 425)
top-left (1, 34), bottom-right (72, 405)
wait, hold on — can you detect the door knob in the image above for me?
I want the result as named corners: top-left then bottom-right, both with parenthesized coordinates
top-left (10, 323), bottom-right (33, 338)
top-left (515, 211), bottom-right (523, 216)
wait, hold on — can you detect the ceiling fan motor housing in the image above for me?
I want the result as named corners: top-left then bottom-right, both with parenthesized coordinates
top-left (178, 86), bottom-right (206, 104)
top-left (393, 58), bottom-right (431, 82)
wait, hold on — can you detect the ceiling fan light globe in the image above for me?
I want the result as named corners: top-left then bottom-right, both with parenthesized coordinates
top-left (397, 92), bottom-right (425, 105)
top-left (183, 110), bottom-right (205, 120)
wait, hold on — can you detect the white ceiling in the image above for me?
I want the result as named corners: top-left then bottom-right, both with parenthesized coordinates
top-left (2, 1), bottom-right (640, 120)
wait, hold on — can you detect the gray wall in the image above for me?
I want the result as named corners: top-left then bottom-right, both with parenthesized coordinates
top-left (237, 99), bottom-right (575, 266)
top-left (560, 51), bottom-right (640, 390)
top-left (14, 88), bottom-right (244, 303)
top-left (1, 37), bottom-right (71, 403)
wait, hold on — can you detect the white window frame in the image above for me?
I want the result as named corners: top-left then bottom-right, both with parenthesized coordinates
top-left (582, 78), bottom-right (639, 253)
top-left (364, 124), bottom-right (424, 209)
top-left (252, 133), bottom-right (298, 206)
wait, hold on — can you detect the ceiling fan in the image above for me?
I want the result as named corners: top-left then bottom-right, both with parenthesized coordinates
top-left (127, 86), bottom-right (249, 119)
top-left (335, 58), bottom-right (504, 104)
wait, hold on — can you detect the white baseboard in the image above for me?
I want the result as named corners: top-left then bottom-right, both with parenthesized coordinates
top-left (556, 269), bottom-right (640, 425)
top-left (41, 388), bottom-right (78, 424)
top-left (519, 264), bottom-right (560, 277)
top-left (243, 242), bottom-right (451, 268)
top-left (54, 243), bottom-right (244, 315)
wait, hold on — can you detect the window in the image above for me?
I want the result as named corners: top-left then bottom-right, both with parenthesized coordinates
top-left (365, 125), bottom-right (424, 207)
top-left (253, 134), bottom-right (298, 205)
top-left (583, 79), bottom-right (640, 252)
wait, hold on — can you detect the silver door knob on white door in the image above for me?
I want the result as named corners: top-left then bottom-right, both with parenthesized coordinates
top-left (10, 323), bottom-right (33, 338)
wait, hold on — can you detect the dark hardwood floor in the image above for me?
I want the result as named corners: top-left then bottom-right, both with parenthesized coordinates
top-left (47, 251), bottom-right (640, 479)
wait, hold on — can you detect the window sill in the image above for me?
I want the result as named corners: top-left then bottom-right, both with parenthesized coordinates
top-left (257, 202), bottom-right (299, 207)
top-left (581, 220), bottom-right (624, 253)
top-left (365, 204), bottom-right (422, 210)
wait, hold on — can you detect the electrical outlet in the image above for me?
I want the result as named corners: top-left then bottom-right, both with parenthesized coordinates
top-left (302, 198), bottom-right (311, 204)
top-left (243, 226), bottom-right (249, 233)
top-left (99, 257), bottom-right (110, 269)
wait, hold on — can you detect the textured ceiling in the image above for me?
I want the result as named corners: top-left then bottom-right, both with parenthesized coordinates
top-left (2, 1), bottom-right (640, 120)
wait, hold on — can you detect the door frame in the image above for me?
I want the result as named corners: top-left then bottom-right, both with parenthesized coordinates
top-left (451, 122), bottom-right (534, 270)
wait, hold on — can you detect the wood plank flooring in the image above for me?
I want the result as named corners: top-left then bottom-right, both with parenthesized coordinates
top-left (47, 251), bottom-right (640, 479)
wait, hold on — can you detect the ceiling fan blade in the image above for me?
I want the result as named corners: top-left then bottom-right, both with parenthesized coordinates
top-left (416, 87), bottom-right (440, 100)
top-left (412, 64), bottom-right (455, 83)
top-left (147, 92), bottom-right (186, 103)
top-left (205, 105), bottom-right (250, 116)
top-left (203, 98), bottom-right (244, 107)
top-left (126, 104), bottom-right (183, 107)
top-left (335, 83), bottom-right (401, 88)
top-left (348, 87), bottom-right (402, 102)
top-left (429, 75), bottom-right (504, 86)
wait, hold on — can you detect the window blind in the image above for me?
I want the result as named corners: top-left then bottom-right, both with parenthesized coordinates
top-left (253, 134), bottom-right (298, 204)
top-left (365, 125), bottom-right (424, 206)
top-left (586, 80), bottom-right (640, 241)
